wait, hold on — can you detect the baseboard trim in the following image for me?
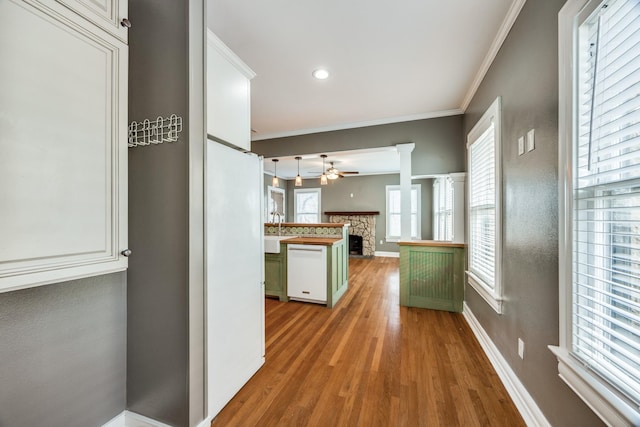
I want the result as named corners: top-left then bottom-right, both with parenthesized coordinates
top-left (102, 410), bottom-right (175, 427)
top-left (462, 302), bottom-right (551, 427)
top-left (374, 251), bottom-right (399, 258)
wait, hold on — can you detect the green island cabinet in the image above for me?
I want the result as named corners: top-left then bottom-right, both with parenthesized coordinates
top-left (264, 237), bottom-right (349, 307)
top-left (265, 244), bottom-right (288, 302)
top-left (399, 241), bottom-right (465, 312)
top-left (327, 238), bottom-right (348, 308)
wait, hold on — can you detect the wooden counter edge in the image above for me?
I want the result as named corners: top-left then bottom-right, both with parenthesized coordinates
top-left (282, 237), bottom-right (344, 246)
top-left (398, 240), bottom-right (465, 248)
top-left (265, 222), bottom-right (349, 228)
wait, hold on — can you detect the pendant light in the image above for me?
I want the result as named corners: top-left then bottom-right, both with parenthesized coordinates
top-left (320, 154), bottom-right (328, 185)
top-left (272, 159), bottom-right (279, 188)
top-left (294, 156), bottom-right (303, 187)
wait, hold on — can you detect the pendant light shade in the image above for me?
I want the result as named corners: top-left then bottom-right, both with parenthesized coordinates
top-left (320, 154), bottom-right (328, 185)
top-left (294, 156), bottom-right (303, 186)
top-left (272, 159), bottom-right (279, 188)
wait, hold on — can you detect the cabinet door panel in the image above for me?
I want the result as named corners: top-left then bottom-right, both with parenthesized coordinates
top-left (32, 0), bottom-right (128, 41)
top-left (0, 0), bottom-right (127, 292)
top-left (206, 31), bottom-right (254, 151)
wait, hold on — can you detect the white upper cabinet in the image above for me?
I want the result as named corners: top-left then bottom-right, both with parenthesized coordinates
top-left (206, 30), bottom-right (255, 151)
top-left (33, 0), bottom-right (129, 42)
top-left (0, 0), bottom-right (128, 293)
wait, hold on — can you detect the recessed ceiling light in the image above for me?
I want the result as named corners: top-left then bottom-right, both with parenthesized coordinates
top-left (312, 69), bottom-right (329, 80)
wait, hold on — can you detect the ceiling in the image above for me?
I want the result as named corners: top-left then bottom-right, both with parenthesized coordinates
top-left (207, 0), bottom-right (523, 177)
top-left (265, 147), bottom-right (400, 180)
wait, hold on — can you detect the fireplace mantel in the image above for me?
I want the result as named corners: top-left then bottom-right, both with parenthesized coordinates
top-left (324, 211), bottom-right (380, 216)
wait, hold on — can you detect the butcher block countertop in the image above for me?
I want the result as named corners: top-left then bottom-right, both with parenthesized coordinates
top-left (398, 240), bottom-right (465, 248)
top-left (282, 237), bottom-right (343, 246)
top-left (265, 222), bottom-right (348, 228)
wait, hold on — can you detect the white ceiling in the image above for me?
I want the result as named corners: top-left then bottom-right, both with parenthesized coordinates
top-left (265, 147), bottom-right (401, 180)
top-left (207, 0), bottom-right (523, 177)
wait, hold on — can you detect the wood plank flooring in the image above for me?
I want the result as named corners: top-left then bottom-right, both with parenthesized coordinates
top-left (212, 256), bottom-right (525, 426)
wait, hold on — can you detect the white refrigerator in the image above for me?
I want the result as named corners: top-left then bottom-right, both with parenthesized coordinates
top-left (206, 140), bottom-right (264, 418)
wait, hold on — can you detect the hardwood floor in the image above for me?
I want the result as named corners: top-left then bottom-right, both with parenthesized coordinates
top-left (212, 257), bottom-right (525, 426)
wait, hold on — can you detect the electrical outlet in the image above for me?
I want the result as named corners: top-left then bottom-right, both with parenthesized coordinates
top-left (527, 129), bottom-right (535, 152)
top-left (518, 136), bottom-right (525, 156)
top-left (380, 240), bottom-right (384, 245)
top-left (518, 338), bottom-right (525, 359)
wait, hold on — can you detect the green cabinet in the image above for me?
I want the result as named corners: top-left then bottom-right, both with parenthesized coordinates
top-left (399, 242), bottom-right (465, 312)
top-left (327, 238), bottom-right (348, 308)
top-left (265, 247), bottom-right (288, 302)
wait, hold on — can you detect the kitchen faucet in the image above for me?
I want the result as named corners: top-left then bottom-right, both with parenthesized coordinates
top-left (271, 211), bottom-right (283, 235)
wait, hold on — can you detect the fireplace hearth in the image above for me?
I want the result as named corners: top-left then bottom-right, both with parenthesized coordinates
top-left (349, 234), bottom-right (363, 256)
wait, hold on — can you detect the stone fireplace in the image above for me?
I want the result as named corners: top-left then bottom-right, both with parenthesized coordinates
top-left (326, 211), bottom-right (379, 257)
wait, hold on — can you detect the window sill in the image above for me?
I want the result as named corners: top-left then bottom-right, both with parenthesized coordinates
top-left (466, 271), bottom-right (503, 314)
top-left (548, 346), bottom-right (640, 426)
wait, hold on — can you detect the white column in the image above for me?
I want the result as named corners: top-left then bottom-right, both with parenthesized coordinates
top-left (396, 143), bottom-right (415, 241)
top-left (449, 172), bottom-right (466, 244)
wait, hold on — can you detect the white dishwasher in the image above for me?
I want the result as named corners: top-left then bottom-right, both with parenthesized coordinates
top-left (287, 244), bottom-right (327, 304)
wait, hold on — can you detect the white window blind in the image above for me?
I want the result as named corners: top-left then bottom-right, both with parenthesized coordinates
top-left (469, 123), bottom-right (497, 290)
top-left (433, 178), bottom-right (453, 241)
top-left (572, 0), bottom-right (640, 406)
top-left (386, 185), bottom-right (420, 240)
top-left (294, 188), bottom-right (321, 223)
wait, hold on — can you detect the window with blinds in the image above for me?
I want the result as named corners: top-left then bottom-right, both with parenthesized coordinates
top-left (433, 177), bottom-right (453, 241)
top-left (466, 97), bottom-right (502, 313)
top-left (294, 188), bottom-right (321, 223)
top-left (385, 185), bottom-right (420, 240)
top-left (572, 0), bottom-right (640, 407)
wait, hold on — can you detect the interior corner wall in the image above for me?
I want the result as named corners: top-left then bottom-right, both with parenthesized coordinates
top-left (127, 0), bottom-right (190, 425)
top-left (462, 0), bottom-right (603, 425)
top-left (0, 273), bottom-right (126, 427)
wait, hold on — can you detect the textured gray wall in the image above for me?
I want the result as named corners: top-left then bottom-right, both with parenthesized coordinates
top-left (0, 273), bottom-right (126, 427)
top-left (127, 0), bottom-right (190, 425)
top-left (462, 0), bottom-right (603, 425)
top-left (252, 115), bottom-right (465, 177)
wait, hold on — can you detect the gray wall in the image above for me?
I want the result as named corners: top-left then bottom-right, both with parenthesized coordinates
top-left (252, 115), bottom-right (465, 177)
top-left (127, 0), bottom-right (190, 425)
top-left (281, 174), bottom-right (433, 252)
top-left (0, 273), bottom-right (126, 427)
top-left (462, 0), bottom-right (603, 425)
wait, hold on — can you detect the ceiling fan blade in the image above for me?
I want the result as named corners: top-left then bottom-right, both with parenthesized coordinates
top-left (339, 171), bottom-right (359, 175)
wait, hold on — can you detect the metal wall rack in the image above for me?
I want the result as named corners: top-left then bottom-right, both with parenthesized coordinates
top-left (128, 114), bottom-right (183, 147)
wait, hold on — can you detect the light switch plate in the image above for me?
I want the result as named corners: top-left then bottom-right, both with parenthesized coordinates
top-left (518, 136), bottom-right (525, 156)
top-left (518, 338), bottom-right (525, 359)
top-left (527, 129), bottom-right (535, 152)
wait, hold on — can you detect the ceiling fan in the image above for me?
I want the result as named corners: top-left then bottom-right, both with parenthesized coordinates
top-left (326, 161), bottom-right (359, 179)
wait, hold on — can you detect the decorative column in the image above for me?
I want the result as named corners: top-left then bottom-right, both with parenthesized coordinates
top-left (396, 143), bottom-right (415, 241)
top-left (449, 172), bottom-right (467, 244)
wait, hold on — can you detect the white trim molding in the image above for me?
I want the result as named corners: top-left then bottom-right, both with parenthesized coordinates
top-left (374, 251), bottom-right (400, 258)
top-left (251, 109), bottom-right (463, 141)
top-left (102, 411), bottom-right (175, 427)
top-left (549, 346), bottom-right (640, 426)
top-left (460, 0), bottom-right (527, 110)
top-left (463, 303), bottom-right (551, 427)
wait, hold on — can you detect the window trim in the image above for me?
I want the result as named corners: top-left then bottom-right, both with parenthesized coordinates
top-left (385, 184), bottom-right (421, 242)
top-left (293, 187), bottom-right (321, 223)
top-left (433, 176), bottom-right (453, 241)
top-left (466, 96), bottom-right (503, 314)
top-left (551, 1), bottom-right (640, 425)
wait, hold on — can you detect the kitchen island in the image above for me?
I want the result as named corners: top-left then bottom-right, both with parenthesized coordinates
top-left (264, 223), bottom-right (349, 308)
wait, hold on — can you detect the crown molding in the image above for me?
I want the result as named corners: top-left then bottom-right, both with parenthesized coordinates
top-left (460, 0), bottom-right (527, 111)
top-left (251, 109), bottom-right (464, 141)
